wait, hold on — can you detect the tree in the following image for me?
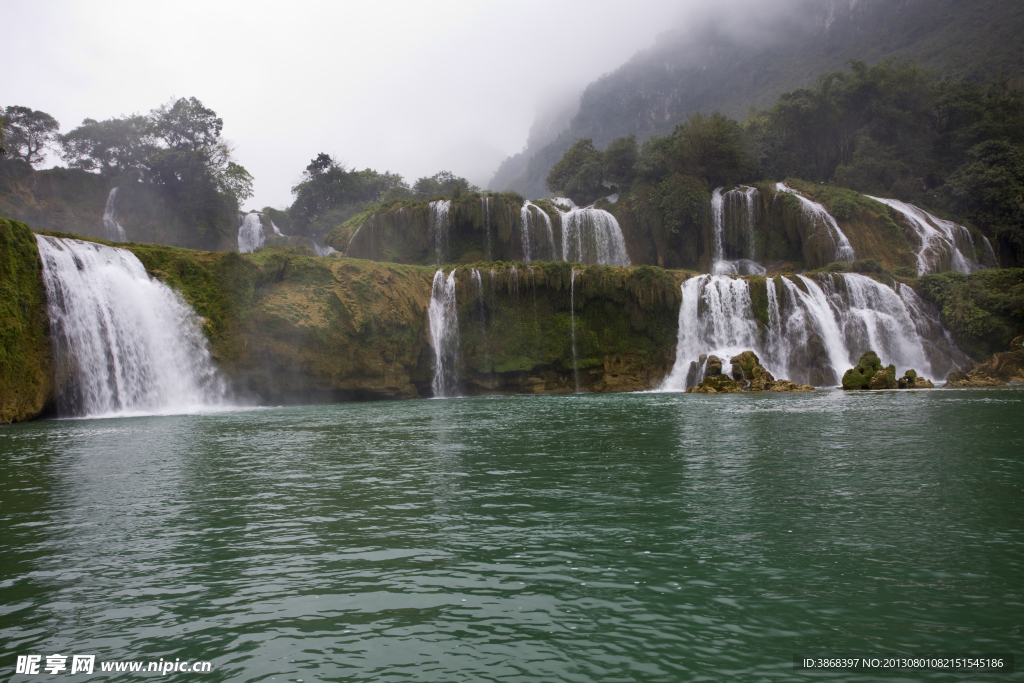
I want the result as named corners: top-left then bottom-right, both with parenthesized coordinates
top-left (546, 139), bottom-right (603, 197)
top-left (60, 115), bottom-right (154, 178)
top-left (412, 171), bottom-right (477, 200)
top-left (603, 135), bottom-right (638, 187)
top-left (675, 113), bottom-right (748, 187)
top-left (3, 106), bottom-right (60, 165)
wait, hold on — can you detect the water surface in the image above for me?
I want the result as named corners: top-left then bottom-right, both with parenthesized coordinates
top-left (2, 389), bottom-right (1022, 682)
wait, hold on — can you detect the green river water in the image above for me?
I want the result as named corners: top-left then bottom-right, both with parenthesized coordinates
top-left (2, 389), bottom-right (1022, 682)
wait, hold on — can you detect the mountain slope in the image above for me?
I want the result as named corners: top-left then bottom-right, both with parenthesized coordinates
top-left (491, 0), bottom-right (1024, 198)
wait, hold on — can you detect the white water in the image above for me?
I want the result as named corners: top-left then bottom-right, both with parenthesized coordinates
top-left (551, 197), bottom-right (578, 210)
top-left (866, 196), bottom-right (983, 274)
top-left (430, 200), bottom-right (452, 264)
top-left (102, 188), bottom-right (127, 242)
top-left (559, 206), bottom-right (631, 266)
top-left (660, 273), bottom-right (964, 391)
top-left (428, 268), bottom-right (460, 398)
top-left (519, 201), bottom-right (556, 261)
top-left (35, 235), bottom-right (227, 417)
top-left (570, 268), bottom-right (580, 392)
top-left (710, 187), bottom-right (765, 275)
top-left (776, 183), bottom-right (855, 262)
top-left (238, 213), bottom-right (265, 253)
top-left (482, 197), bottom-right (492, 262)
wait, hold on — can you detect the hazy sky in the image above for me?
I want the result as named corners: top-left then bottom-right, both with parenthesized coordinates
top-left (3, 0), bottom-right (692, 210)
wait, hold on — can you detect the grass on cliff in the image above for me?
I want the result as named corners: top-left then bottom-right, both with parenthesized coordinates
top-left (0, 218), bottom-right (52, 423)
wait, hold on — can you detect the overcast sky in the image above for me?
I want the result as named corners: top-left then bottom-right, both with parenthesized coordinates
top-left (3, 0), bottom-right (694, 210)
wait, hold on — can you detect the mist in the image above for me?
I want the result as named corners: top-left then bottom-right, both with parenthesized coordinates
top-left (3, 0), bottom-right (804, 211)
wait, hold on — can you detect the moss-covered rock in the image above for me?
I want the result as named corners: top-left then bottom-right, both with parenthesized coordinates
top-left (769, 380), bottom-right (814, 392)
top-left (841, 350), bottom-right (883, 389)
top-left (868, 364), bottom-right (898, 389)
top-left (945, 369), bottom-right (1005, 388)
top-left (686, 373), bottom-right (741, 394)
top-left (0, 218), bottom-right (52, 423)
top-left (897, 369), bottom-right (934, 388)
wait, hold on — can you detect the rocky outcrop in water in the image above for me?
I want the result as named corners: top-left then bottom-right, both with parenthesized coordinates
top-left (897, 369), bottom-right (935, 389)
top-left (843, 350), bottom-right (939, 389)
top-left (687, 350), bottom-right (813, 393)
top-left (945, 370), bottom-right (1005, 388)
top-left (686, 355), bottom-right (741, 393)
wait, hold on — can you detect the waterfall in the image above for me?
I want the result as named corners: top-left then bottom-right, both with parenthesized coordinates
top-left (570, 268), bottom-right (580, 392)
top-left (482, 196), bottom-right (492, 261)
top-left (102, 188), bottom-right (127, 242)
top-left (519, 201), bottom-right (556, 261)
top-left (35, 235), bottom-right (226, 417)
top-left (866, 196), bottom-right (984, 274)
top-left (559, 206), bottom-right (631, 266)
top-left (238, 213), bottom-right (265, 253)
top-left (428, 268), bottom-right (460, 398)
top-left (711, 187), bottom-right (765, 275)
top-left (776, 183), bottom-right (855, 262)
top-left (429, 200), bottom-right (452, 264)
top-left (982, 237), bottom-right (998, 268)
top-left (471, 268), bottom-right (490, 374)
top-left (509, 265), bottom-right (519, 306)
top-left (660, 273), bottom-right (964, 391)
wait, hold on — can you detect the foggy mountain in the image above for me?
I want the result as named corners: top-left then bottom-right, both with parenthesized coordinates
top-left (491, 0), bottom-right (1024, 198)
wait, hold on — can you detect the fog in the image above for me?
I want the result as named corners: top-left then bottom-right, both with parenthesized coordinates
top-left (3, 0), bottom-right (796, 210)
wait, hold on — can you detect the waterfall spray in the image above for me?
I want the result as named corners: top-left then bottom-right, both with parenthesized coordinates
top-left (429, 200), bottom-right (452, 265)
top-left (559, 207), bottom-right (630, 266)
top-left (570, 268), bottom-right (580, 392)
top-left (866, 196), bottom-right (983, 274)
top-left (102, 188), bottom-right (127, 242)
top-left (238, 213), bottom-right (265, 253)
top-left (35, 235), bottom-right (226, 417)
top-left (428, 268), bottom-right (460, 398)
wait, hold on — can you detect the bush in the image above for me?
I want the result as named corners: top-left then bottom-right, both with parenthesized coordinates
top-left (852, 258), bottom-right (883, 273)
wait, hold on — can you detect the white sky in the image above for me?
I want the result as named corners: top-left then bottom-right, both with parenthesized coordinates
top-left (3, 0), bottom-right (690, 210)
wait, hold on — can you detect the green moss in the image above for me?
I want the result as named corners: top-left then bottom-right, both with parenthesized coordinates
top-left (915, 268), bottom-right (1024, 358)
top-left (0, 218), bottom-right (52, 422)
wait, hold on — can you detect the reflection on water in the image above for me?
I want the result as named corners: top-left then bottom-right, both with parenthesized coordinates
top-left (2, 389), bottom-right (1022, 682)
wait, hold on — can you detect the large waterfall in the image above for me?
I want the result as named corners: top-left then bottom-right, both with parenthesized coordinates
top-left (428, 268), bottom-right (460, 398)
top-left (559, 206), bottom-right (631, 266)
top-left (238, 213), bottom-right (265, 253)
top-left (102, 188), bottom-right (127, 242)
top-left (660, 273), bottom-right (965, 391)
top-left (35, 235), bottom-right (227, 417)
top-left (866, 196), bottom-right (993, 274)
top-left (429, 200), bottom-right (452, 265)
top-left (519, 200), bottom-right (557, 262)
top-left (711, 186), bottom-right (765, 275)
top-left (776, 183), bottom-right (855, 263)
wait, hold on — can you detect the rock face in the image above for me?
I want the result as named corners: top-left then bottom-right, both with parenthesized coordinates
top-left (687, 350), bottom-right (812, 393)
top-left (969, 347), bottom-right (1024, 383)
top-left (945, 370), bottom-right (1005, 388)
top-left (897, 369), bottom-right (935, 389)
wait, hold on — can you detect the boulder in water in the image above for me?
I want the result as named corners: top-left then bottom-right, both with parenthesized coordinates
top-left (945, 370), bottom-right (1005, 388)
top-left (898, 369), bottom-right (934, 389)
top-left (728, 350), bottom-right (777, 391)
top-left (968, 347), bottom-right (1024, 383)
top-left (868, 364), bottom-right (898, 390)
top-left (770, 380), bottom-right (814, 392)
top-left (686, 374), bottom-right (741, 394)
top-left (842, 351), bottom-right (883, 390)
top-left (705, 355), bottom-right (724, 377)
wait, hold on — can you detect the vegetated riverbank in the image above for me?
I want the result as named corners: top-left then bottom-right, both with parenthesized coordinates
top-left (2, 216), bottom-right (1022, 423)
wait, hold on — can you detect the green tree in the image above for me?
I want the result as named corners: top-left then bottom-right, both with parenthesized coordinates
top-left (60, 115), bottom-right (154, 179)
top-left (675, 112), bottom-right (748, 187)
top-left (412, 170), bottom-right (477, 200)
top-left (2, 106), bottom-right (60, 165)
top-left (546, 139), bottom-right (603, 201)
top-left (603, 135), bottom-right (638, 187)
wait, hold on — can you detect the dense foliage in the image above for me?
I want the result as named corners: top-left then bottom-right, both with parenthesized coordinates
top-left (547, 59), bottom-right (1024, 265)
top-left (0, 97), bottom-right (254, 250)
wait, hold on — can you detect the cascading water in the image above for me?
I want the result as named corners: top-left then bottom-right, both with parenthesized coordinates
top-left (711, 187), bottom-right (765, 275)
top-left (570, 268), bottom-right (580, 392)
top-left (102, 188), bottom-right (127, 242)
top-left (471, 268), bottom-right (490, 373)
top-left (776, 183), bottom-right (855, 262)
top-left (482, 196), bottom-right (492, 261)
top-left (559, 206), bottom-right (631, 266)
top-left (238, 213), bottom-right (266, 253)
top-left (519, 201), bottom-right (556, 261)
top-left (660, 272), bottom-right (965, 391)
top-left (509, 265), bottom-right (520, 306)
top-left (429, 200), bottom-right (452, 264)
top-left (35, 235), bottom-right (226, 417)
top-left (428, 268), bottom-right (460, 398)
top-left (866, 196), bottom-right (984, 274)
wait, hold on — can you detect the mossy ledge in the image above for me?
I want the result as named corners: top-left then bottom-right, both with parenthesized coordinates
top-left (0, 218), bottom-right (52, 423)
top-left (5, 227), bottom-right (695, 417)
